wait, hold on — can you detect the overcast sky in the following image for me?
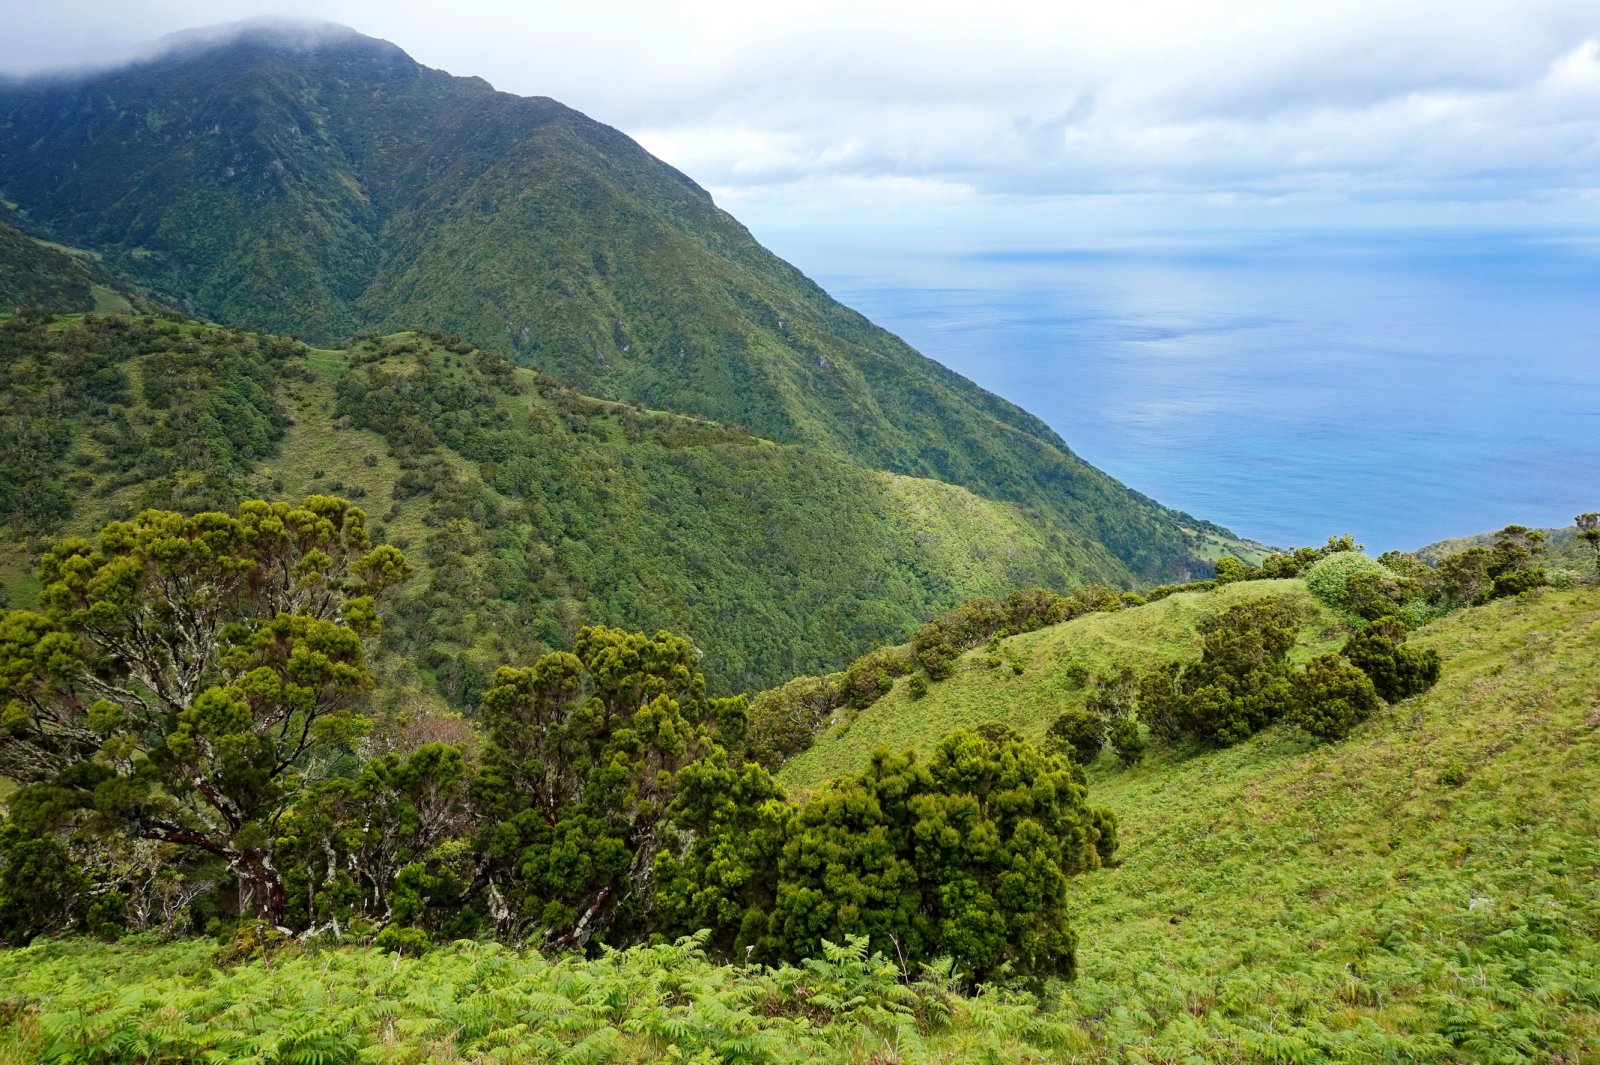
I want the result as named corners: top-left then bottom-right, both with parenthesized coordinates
top-left (6, 1), bottom-right (1600, 239)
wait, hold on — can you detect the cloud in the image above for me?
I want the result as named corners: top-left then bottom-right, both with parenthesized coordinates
top-left (4, 1), bottom-right (1600, 230)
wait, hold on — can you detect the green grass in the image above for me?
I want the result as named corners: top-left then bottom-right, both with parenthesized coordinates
top-left (1054, 586), bottom-right (1600, 1061)
top-left (781, 578), bottom-right (1347, 790)
top-left (2, 587), bottom-right (1595, 1062)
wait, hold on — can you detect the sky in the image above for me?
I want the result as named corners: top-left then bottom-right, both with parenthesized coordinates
top-left (5, 1), bottom-right (1600, 238)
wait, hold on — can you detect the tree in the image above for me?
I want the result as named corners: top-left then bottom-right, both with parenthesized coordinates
top-left (1342, 617), bottom-right (1441, 702)
top-left (471, 626), bottom-right (743, 948)
top-left (1284, 654), bottom-right (1380, 741)
top-left (0, 497), bottom-right (409, 923)
top-left (1576, 513), bottom-right (1600, 577)
top-left (277, 743), bottom-right (473, 937)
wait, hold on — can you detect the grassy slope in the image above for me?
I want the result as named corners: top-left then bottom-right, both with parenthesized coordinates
top-left (0, 589), bottom-right (1593, 1062)
top-left (781, 578), bottom-right (1348, 790)
top-left (1061, 587), bottom-right (1600, 1061)
top-left (0, 29), bottom-right (1254, 583)
top-left (0, 220), bottom-right (154, 314)
top-left (0, 315), bottom-right (1128, 696)
top-left (1421, 525), bottom-right (1599, 577)
top-left (781, 583), bottom-right (1600, 1060)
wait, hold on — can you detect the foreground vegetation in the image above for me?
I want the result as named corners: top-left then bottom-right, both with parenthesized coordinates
top-left (1, 587), bottom-right (1595, 1062)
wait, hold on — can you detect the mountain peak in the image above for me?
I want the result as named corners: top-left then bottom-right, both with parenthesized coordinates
top-left (150, 18), bottom-right (400, 62)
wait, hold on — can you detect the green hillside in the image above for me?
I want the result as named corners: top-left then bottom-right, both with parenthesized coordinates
top-left (1421, 524), bottom-right (1599, 577)
top-left (0, 312), bottom-right (1131, 695)
top-left (780, 578), bottom-right (1348, 789)
top-left (0, 23), bottom-right (1243, 582)
top-left (0, 219), bottom-right (156, 315)
top-left (1, 585), bottom-right (1594, 1062)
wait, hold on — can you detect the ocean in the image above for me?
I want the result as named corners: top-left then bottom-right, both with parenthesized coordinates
top-left (767, 229), bottom-right (1600, 552)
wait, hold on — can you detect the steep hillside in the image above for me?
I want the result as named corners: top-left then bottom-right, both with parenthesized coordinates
top-left (0, 312), bottom-right (1131, 695)
top-left (0, 219), bottom-right (156, 314)
top-left (0, 22), bottom-right (1242, 581)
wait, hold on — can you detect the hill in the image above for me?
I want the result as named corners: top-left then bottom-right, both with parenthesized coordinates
top-left (0, 312), bottom-right (1139, 695)
top-left (0, 219), bottom-right (157, 315)
top-left (1, 584), bottom-right (1594, 1061)
top-left (0, 21), bottom-right (1243, 582)
top-left (779, 577), bottom-right (1348, 789)
top-left (1421, 524), bottom-right (1598, 577)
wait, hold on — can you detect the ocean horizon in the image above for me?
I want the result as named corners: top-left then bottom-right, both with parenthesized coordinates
top-left (766, 227), bottom-right (1600, 553)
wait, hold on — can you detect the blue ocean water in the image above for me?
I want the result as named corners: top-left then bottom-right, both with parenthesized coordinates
top-left (771, 229), bottom-right (1600, 551)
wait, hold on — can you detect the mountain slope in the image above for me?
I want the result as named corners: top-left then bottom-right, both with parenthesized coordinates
top-left (0, 589), bottom-right (1594, 1061)
top-left (0, 313), bottom-right (1131, 695)
top-left (0, 219), bottom-right (157, 314)
top-left (0, 22), bottom-right (1242, 581)
top-left (780, 580), bottom-right (1600, 1058)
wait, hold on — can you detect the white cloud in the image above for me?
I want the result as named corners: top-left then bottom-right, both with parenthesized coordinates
top-left (5, 1), bottom-right (1600, 231)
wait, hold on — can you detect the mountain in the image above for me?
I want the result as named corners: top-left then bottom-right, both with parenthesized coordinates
top-left (0, 313), bottom-right (1138, 695)
top-left (0, 21), bottom-right (1246, 582)
top-left (0, 218), bottom-right (158, 314)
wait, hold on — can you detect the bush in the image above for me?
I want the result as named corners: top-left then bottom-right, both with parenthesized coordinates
top-left (1305, 552), bottom-right (1395, 617)
top-left (1285, 654), bottom-right (1381, 741)
top-left (1047, 706), bottom-right (1105, 763)
top-left (1343, 617), bottom-right (1442, 702)
top-left (1139, 599), bottom-right (1301, 746)
top-left (374, 925), bottom-right (433, 956)
top-left (1106, 715), bottom-right (1147, 767)
top-left (906, 673), bottom-right (929, 700)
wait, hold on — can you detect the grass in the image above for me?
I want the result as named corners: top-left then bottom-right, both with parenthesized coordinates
top-left (1053, 585), bottom-right (1600, 1062)
top-left (780, 578), bottom-right (1347, 791)
top-left (1, 586), bottom-right (1595, 1061)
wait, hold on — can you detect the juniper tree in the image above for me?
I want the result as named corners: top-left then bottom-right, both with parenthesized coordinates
top-left (0, 497), bottom-right (408, 923)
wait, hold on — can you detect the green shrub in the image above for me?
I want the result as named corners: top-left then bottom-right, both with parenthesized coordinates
top-left (906, 673), bottom-right (929, 700)
top-left (373, 925), bottom-right (433, 956)
top-left (1138, 599), bottom-right (1300, 745)
top-left (1343, 617), bottom-right (1442, 702)
top-left (1047, 706), bottom-right (1106, 762)
top-left (1305, 551), bottom-right (1394, 616)
top-left (1285, 654), bottom-right (1381, 741)
top-left (1106, 715), bottom-right (1147, 767)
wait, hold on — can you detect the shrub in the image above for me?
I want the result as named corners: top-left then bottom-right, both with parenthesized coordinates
top-left (1213, 555), bottom-right (1254, 584)
top-left (1343, 617), bottom-right (1441, 702)
top-left (1106, 715), bottom-right (1147, 767)
top-left (906, 673), bottom-right (929, 700)
top-left (761, 728), bottom-right (1115, 985)
top-left (1047, 706), bottom-right (1105, 763)
top-left (374, 925), bottom-right (433, 956)
top-left (1139, 599), bottom-right (1301, 746)
top-left (1285, 654), bottom-right (1381, 741)
top-left (1305, 551), bottom-right (1395, 616)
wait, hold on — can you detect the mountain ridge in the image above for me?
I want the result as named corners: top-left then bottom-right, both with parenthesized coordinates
top-left (0, 23), bottom-right (1247, 583)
